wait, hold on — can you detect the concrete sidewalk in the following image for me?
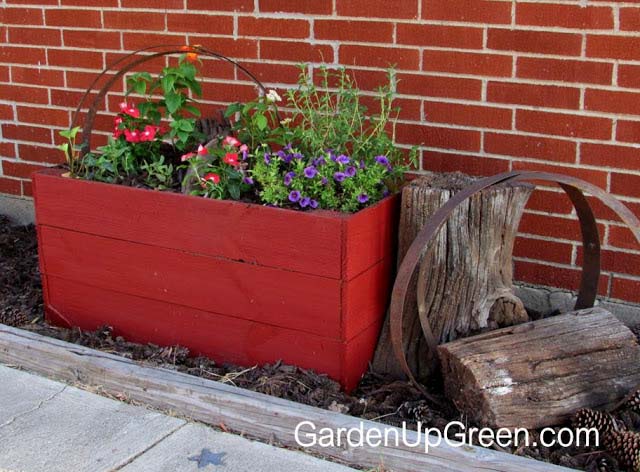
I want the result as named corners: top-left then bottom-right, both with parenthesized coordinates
top-left (0, 364), bottom-right (358, 472)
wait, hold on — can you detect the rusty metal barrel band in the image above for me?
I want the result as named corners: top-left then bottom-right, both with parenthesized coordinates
top-left (390, 171), bottom-right (640, 397)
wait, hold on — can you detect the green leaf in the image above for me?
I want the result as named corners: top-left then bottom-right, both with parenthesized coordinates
top-left (135, 79), bottom-right (147, 95)
top-left (161, 75), bottom-right (176, 94)
top-left (184, 104), bottom-right (201, 117)
top-left (165, 92), bottom-right (183, 114)
top-left (255, 114), bottom-right (268, 131)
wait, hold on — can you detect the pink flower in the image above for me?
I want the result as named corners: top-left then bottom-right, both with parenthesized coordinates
top-left (113, 127), bottom-right (123, 139)
top-left (119, 101), bottom-right (140, 118)
top-left (223, 152), bottom-right (239, 166)
top-left (203, 172), bottom-right (220, 184)
top-left (197, 144), bottom-right (208, 156)
top-left (124, 129), bottom-right (140, 143)
top-left (180, 152), bottom-right (196, 162)
top-left (114, 116), bottom-right (123, 126)
top-left (239, 144), bottom-right (248, 153)
top-left (223, 136), bottom-right (240, 147)
top-left (139, 125), bottom-right (158, 142)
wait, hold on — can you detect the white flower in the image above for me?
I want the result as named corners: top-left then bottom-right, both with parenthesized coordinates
top-left (266, 89), bottom-right (282, 103)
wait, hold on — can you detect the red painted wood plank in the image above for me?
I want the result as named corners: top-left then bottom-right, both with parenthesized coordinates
top-left (342, 256), bottom-right (393, 341)
top-left (344, 194), bottom-right (399, 280)
top-left (342, 319), bottom-right (384, 391)
top-left (33, 169), bottom-right (344, 279)
top-left (45, 276), bottom-right (347, 384)
top-left (39, 226), bottom-right (342, 339)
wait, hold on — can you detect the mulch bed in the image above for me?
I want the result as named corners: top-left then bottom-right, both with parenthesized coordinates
top-left (2, 214), bottom-right (639, 471)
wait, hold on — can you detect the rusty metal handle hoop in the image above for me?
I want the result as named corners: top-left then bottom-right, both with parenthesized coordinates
top-left (390, 170), bottom-right (640, 397)
top-left (70, 44), bottom-right (274, 158)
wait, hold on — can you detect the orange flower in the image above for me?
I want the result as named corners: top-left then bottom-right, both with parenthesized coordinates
top-left (180, 45), bottom-right (198, 63)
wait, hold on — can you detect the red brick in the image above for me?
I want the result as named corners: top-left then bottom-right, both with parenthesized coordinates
top-left (584, 249), bottom-right (640, 277)
top-left (511, 161), bottom-right (608, 189)
top-left (423, 50), bottom-right (512, 77)
top-left (514, 237), bottom-right (573, 265)
top-left (0, 66), bottom-right (8, 83)
top-left (167, 13), bottom-right (233, 35)
top-left (424, 101), bottom-right (512, 130)
top-left (122, 0), bottom-right (183, 7)
top-left (581, 143), bottom-right (639, 170)
top-left (520, 212), bottom-right (595, 242)
top-left (585, 89), bottom-right (640, 115)
top-left (0, 46), bottom-right (46, 65)
top-left (185, 37), bottom-right (258, 60)
top-left (397, 24), bottom-right (483, 49)
top-left (0, 104), bottom-right (13, 121)
top-left (337, 0), bottom-right (417, 18)
top-left (0, 84), bottom-right (49, 104)
top-left (0, 8), bottom-right (43, 25)
top-left (63, 30), bottom-right (121, 49)
top-left (616, 120), bottom-right (640, 143)
top-left (619, 65), bottom-right (640, 89)
top-left (422, 151), bottom-right (510, 176)
top-left (51, 89), bottom-right (88, 108)
top-left (585, 196), bottom-right (640, 224)
top-left (609, 225), bottom-right (639, 251)
top-left (104, 11), bottom-right (166, 31)
top-left (394, 98), bottom-right (422, 121)
top-left (45, 9), bottom-right (101, 28)
top-left (188, 0), bottom-right (253, 10)
top-left (340, 44), bottom-right (418, 70)
top-left (516, 57), bottom-right (612, 86)
top-left (10, 66), bottom-right (64, 87)
top-left (61, 0), bottom-right (118, 5)
top-left (122, 32), bottom-right (187, 51)
top-left (611, 173), bottom-right (640, 199)
top-left (514, 260), bottom-right (582, 292)
top-left (526, 188), bottom-right (574, 215)
top-left (18, 144), bottom-right (64, 164)
top-left (611, 277), bottom-right (640, 304)
top-left (488, 82), bottom-right (580, 110)
top-left (6, 0), bottom-right (56, 4)
top-left (260, 40), bottom-right (333, 63)
top-left (22, 180), bottom-right (33, 197)
top-left (587, 35), bottom-right (640, 61)
top-left (259, 0), bottom-right (332, 15)
top-left (8, 26), bottom-right (61, 46)
top-left (424, 0), bottom-right (511, 23)
top-left (516, 109), bottom-right (612, 140)
top-left (1, 160), bottom-right (48, 178)
top-left (0, 176), bottom-right (21, 196)
top-left (200, 82), bottom-right (260, 104)
top-left (48, 49), bottom-right (104, 69)
top-left (621, 7), bottom-right (640, 31)
top-left (397, 73), bottom-right (482, 100)
top-left (396, 124), bottom-right (481, 152)
top-left (516, 3), bottom-right (613, 29)
top-left (488, 29), bottom-right (582, 56)
top-left (485, 133), bottom-right (576, 163)
top-left (2, 124), bottom-right (52, 144)
top-left (17, 106), bottom-right (68, 127)
top-left (239, 17), bottom-right (309, 39)
top-left (316, 20), bottom-right (393, 43)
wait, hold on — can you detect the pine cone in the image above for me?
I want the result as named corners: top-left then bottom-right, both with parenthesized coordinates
top-left (596, 457), bottom-right (612, 472)
top-left (604, 430), bottom-right (640, 471)
top-left (0, 307), bottom-right (29, 327)
top-left (399, 400), bottom-right (433, 424)
top-left (573, 408), bottom-right (616, 435)
top-left (624, 388), bottom-right (640, 415)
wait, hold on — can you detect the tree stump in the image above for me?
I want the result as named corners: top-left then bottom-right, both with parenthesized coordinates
top-left (438, 307), bottom-right (640, 429)
top-left (372, 172), bottom-right (533, 380)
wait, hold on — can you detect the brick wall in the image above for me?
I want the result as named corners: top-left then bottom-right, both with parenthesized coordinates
top-left (1, 0), bottom-right (640, 302)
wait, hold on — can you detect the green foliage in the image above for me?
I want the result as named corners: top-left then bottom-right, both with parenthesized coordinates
top-left (56, 126), bottom-right (83, 175)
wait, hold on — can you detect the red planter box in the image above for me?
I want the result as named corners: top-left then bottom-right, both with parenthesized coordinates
top-left (32, 169), bottom-right (398, 391)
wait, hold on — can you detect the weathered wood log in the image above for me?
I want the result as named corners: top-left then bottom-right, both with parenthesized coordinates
top-left (0, 323), bottom-right (573, 472)
top-left (373, 172), bottom-right (533, 380)
top-left (438, 307), bottom-right (640, 429)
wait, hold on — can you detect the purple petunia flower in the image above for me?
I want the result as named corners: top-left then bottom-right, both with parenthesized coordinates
top-left (288, 190), bottom-right (301, 202)
top-left (304, 166), bottom-right (318, 178)
top-left (359, 160), bottom-right (366, 169)
top-left (243, 176), bottom-right (254, 185)
top-left (321, 177), bottom-right (328, 185)
top-left (375, 155), bottom-right (389, 166)
top-left (334, 172), bottom-right (346, 182)
top-left (357, 193), bottom-right (369, 204)
top-left (284, 143), bottom-right (293, 151)
top-left (336, 154), bottom-right (350, 164)
top-left (292, 152), bottom-right (303, 160)
top-left (264, 153), bottom-right (271, 164)
top-left (284, 171), bottom-right (296, 186)
top-left (310, 199), bottom-right (319, 209)
top-left (345, 166), bottom-right (357, 177)
top-left (382, 187), bottom-right (390, 197)
top-left (313, 156), bottom-right (326, 167)
top-left (300, 197), bottom-right (311, 208)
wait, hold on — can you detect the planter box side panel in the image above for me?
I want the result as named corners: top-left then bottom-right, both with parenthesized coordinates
top-left (45, 276), bottom-right (346, 382)
top-left (344, 194), bottom-right (399, 280)
top-left (342, 320), bottom-right (384, 392)
top-left (39, 225), bottom-right (342, 339)
top-left (33, 170), bottom-right (344, 279)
